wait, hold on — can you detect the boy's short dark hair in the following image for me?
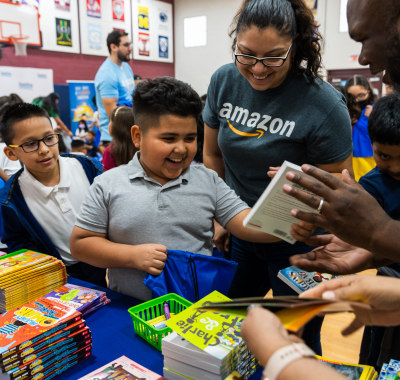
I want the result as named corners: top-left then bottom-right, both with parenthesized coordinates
top-left (88, 130), bottom-right (96, 137)
top-left (0, 103), bottom-right (50, 146)
top-left (71, 139), bottom-right (85, 150)
top-left (132, 77), bottom-right (203, 134)
top-left (106, 30), bottom-right (128, 54)
top-left (369, 93), bottom-right (400, 145)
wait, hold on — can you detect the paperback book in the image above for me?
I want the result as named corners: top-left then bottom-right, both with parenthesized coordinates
top-left (43, 283), bottom-right (110, 315)
top-left (242, 161), bottom-right (322, 244)
top-left (78, 355), bottom-right (166, 380)
top-left (0, 251), bottom-right (67, 312)
top-left (317, 356), bottom-right (376, 380)
top-left (278, 266), bottom-right (344, 294)
top-left (0, 297), bottom-right (81, 358)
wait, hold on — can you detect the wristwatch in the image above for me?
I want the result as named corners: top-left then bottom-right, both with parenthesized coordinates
top-left (262, 343), bottom-right (316, 380)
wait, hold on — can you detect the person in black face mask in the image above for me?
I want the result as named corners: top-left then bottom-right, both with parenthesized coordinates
top-left (345, 75), bottom-right (377, 180)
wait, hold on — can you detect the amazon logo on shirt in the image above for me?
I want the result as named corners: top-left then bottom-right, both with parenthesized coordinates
top-left (219, 103), bottom-right (296, 138)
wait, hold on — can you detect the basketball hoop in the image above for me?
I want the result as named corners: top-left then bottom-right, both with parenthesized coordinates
top-left (9, 35), bottom-right (29, 56)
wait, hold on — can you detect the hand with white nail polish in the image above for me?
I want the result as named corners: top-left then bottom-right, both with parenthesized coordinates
top-left (299, 276), bottom-right (400, 336)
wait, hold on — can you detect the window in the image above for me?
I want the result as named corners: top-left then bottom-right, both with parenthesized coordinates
top-left (184, 16), bottom-right (207, 48)
top-left (339, 0), bottom-right (348, 33)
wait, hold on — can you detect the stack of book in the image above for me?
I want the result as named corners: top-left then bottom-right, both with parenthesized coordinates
top-left (0, 251), bottom-right (67, 312)
top-left (378, 359), bottom-right (400, 379)
top-left (0, 297), bottom-right (92, 380)
top-left (317, 356), bottom-right (377, 380)
top-left (163, 291), bottom-right (259, 380)
top-left (78, 355), bottom-right (166, 380)
top-left (43, 283), bottom-right (110, 316)
top-left (162, 332), bottom-right (257, 380)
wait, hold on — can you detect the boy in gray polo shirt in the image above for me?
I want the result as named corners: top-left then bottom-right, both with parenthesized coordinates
top-left (70, 77), bottom-right (315, 301)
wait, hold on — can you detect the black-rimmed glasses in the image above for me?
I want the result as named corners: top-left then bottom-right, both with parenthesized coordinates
top-left (235, 43), bottom-right (293, 67)
top-left (9, 133), bottom-right (59, 153)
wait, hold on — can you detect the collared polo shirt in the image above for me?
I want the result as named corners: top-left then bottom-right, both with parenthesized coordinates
top-left (76, 153), bottom-right (249, 300)
top-left (19, 156), bottom-right (90, 265)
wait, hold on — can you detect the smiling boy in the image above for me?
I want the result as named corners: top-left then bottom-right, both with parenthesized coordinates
top-left (0, 103), bottom-right (106, 286)
top-left (70, 77), bottom-right (315, 301)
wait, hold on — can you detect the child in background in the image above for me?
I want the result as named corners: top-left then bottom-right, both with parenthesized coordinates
top-left (70, 140), bottom-right (87, 155)
top-left (0, 103), bottom-right (106, 287)
top-left (345, 75), bottom-right (377, 180)
top-left (75, 120), bottom-right (89, 141)
top-left (70, 77), bottom-right (315, 301)
top-left (85, 131), bottom-right (98, 158)
top-left (103, 106), bottom-right (138, 172)
top-left (358, 93), bottom-right (400, 369)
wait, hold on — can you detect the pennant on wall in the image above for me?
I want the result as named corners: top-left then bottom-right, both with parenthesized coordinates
top-left (87, 0), bottom-right (101, 18)
top-left (112, 0), bottom-right (125, 21)
top-left (55, 0), bottom-right (70, 11)
top-left (138, 32), bottom-right (150, 56)
top-left (88, 23), bottom-right (102, 50)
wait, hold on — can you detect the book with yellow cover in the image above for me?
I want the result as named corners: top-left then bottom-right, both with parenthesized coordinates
top-left (317, 356), bottom-right (376, 380)
top-left (0, 251), bottom-right (67, 312)
top-left (165, 291), bottom-right (246, 362)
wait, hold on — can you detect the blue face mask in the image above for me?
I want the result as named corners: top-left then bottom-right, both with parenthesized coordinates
top-left (78, 124), bottom-right (86, 129)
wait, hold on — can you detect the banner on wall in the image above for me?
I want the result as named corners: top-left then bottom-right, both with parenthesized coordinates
top-left (88, 23), bottom-right (102, 50)
top-left (133, 0), bottom-right (173, 63)
top-left (158, 36), bottom-right (168, 59)
top-left (87, 0), bottom-right (101, 18)
top-left (138, 5), bottom-right (149, 31)
top-left (0, 67), bottom-right (53, 103)
top-left (68, 81), bottom-right (96, 136)
top-left (56, 18), bottom-right (72, 46)
top-left (55, 0), bottom-right (70, 11)
top-left (139, 32), bottom-right (150, 56)
top-left (112, 0), bottom-right (124, 21)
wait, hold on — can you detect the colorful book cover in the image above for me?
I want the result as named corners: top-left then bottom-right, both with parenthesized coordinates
top-left (1, 320), bottom-right (87, 371)
top-left (43, 284), bottom-right (106, 314)
top-left (30, 346), bottom-right (92, 380)
top-left (7, 335), bottom-right (92, 380)
top-left (382, 365), bottom-right (400, 380)
top-left (317, 356), bottom-right (374, 380)
top-left (0, 252), bottom-right (54, 276)
top-left (165, 291), bottom-right (245, 361)
top-left (278, 266), bottom-right (343, 294)
top-left (0, 297), bottom-right (81, 356)
top-left (389, 360), bottom-right (400, 371)
top-left (78, 355), bottom-right (166, 380)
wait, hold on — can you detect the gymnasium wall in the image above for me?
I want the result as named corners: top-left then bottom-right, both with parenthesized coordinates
top-left (0, 0), bottom-right (174, 84)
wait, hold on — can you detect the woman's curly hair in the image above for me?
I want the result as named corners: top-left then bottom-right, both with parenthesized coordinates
top-left (229, 0), bottom-right (323, 83)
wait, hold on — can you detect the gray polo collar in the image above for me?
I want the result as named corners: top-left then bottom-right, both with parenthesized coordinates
top-left (127, 152), bottom-right (191, 187)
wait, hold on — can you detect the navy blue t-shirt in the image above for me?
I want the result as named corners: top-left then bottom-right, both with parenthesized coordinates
top-left (203, 63), bottom-right (353, 208)
top-left (359, 166), bottom-right (400, 272)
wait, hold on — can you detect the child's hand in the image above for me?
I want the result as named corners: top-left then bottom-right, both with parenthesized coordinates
top-left (290, 221), bottom-right (316, 242)
top-left (267, 166), bottom-right (280, 179)
top-left (133, 244), bottom-right (168, 276)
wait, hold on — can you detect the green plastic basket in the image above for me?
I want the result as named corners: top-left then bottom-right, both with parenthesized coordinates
top-left (128, 293), bottom-right (192, 351)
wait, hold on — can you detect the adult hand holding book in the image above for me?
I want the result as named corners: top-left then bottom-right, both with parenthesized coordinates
top-left (301, 276), bottom-right (400, 336)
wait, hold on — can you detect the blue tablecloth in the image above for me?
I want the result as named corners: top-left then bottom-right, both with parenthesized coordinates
top-left (57, 277), bottom-right (262, 380)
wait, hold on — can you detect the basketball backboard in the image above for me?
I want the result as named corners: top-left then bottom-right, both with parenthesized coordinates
top-left (0, 0), bottom-right (41, 46)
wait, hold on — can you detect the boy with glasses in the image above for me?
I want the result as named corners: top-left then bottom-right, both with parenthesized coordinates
top-left (0, 103), bottom-right (106, 287)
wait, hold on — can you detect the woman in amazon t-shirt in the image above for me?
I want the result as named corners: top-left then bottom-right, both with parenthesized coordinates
top-left (203, 0), bottom-right (353, 355)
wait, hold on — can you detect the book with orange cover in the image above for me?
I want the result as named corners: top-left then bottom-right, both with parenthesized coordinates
top-left (0, 297), bottom-right (81, 358)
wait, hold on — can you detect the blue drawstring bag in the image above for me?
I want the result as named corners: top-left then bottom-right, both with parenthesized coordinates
top-left (143, 249), bottom-right (238, 303)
